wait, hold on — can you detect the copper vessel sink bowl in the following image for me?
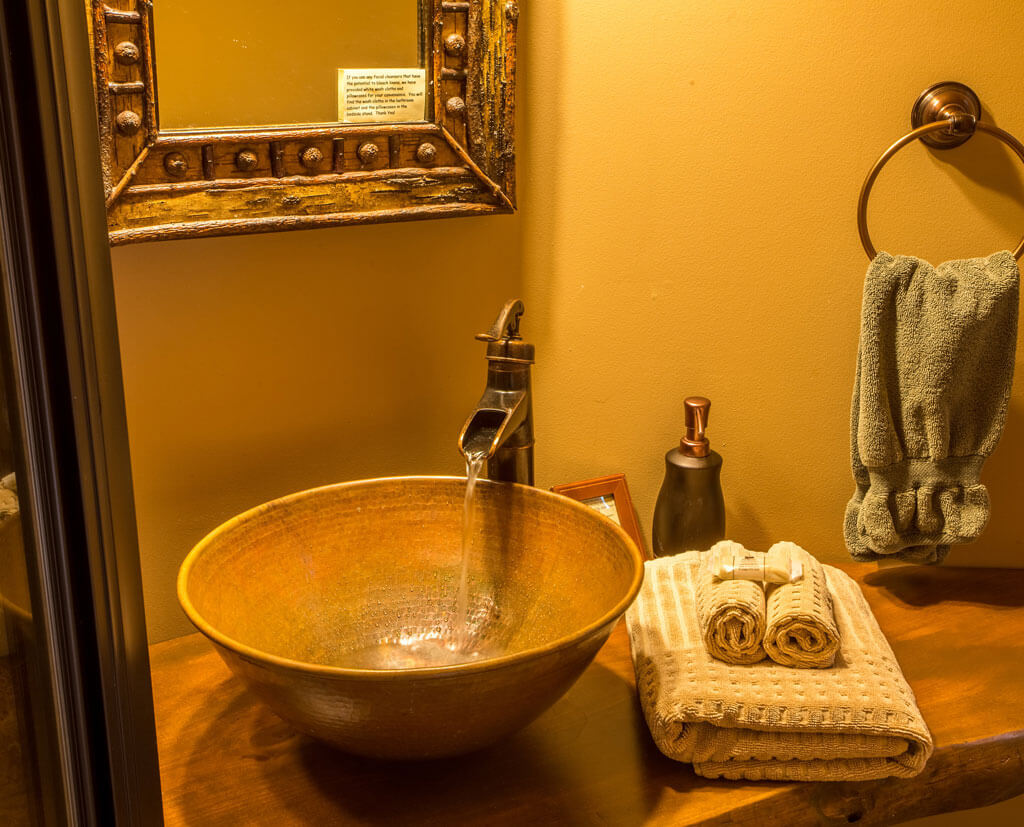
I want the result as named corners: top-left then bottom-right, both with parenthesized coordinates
top-left (178, 476), bottom-right (644, 759)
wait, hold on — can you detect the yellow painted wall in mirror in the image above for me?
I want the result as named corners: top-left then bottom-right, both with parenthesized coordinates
top-left (110, 0), bottom-right (1024, 647)
top-left (153, 0), bottom-right (418, 128)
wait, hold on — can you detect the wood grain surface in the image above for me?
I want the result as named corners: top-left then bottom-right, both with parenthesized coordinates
top-left (151, 563), bottom-right (1024, 826)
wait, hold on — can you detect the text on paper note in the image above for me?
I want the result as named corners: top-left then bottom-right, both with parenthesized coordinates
top-left (339, 69), bottom-right (426, 124)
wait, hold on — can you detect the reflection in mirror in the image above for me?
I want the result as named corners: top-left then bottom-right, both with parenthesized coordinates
top-left (1, 378), bottom-right (40, 823)
top-left (154, 1), bottom-right (423, 129)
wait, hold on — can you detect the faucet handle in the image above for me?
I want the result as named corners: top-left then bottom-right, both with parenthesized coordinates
top-left (476, 299), bottom-right (524, 342)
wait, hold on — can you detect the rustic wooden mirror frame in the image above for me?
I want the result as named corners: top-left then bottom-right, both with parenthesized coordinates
top-left (89, 1), bottom-right (517, 245)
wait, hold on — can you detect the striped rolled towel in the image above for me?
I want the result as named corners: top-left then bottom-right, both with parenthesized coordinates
top-left (695, 541), bottom-right (766, 664)
top-left (763, 542), bottom-right (840, 668)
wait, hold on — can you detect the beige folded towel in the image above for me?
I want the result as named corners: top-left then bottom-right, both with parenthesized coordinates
top-left (626, 552), bottom-right (932, 781)
top-left (695, 542), bottom-right (766, 665)
top-left (763, 542), bottom-right (840, 669)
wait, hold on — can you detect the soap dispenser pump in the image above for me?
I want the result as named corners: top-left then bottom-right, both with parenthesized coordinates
top-left (652, 396), bottom-right (726, 557)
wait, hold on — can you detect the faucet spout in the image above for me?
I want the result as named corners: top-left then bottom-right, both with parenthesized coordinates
top-left (458, 300), bottom-right (535, 485)
top-left (459, 388), bottom-right (528, 460)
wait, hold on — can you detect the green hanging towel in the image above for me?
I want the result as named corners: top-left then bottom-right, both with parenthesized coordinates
top-left (844, 251), bottom-right (1019, 563)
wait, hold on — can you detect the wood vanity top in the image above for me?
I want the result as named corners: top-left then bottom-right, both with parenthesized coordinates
top-left (150, 563), bottom-right (1024, 825)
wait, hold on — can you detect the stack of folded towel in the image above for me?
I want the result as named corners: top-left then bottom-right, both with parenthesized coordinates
top-left (626, 547), bottom-right (932, 781)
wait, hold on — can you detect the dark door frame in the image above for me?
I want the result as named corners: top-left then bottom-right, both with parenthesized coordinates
top-left (1, 0), bottom-right (163, 823)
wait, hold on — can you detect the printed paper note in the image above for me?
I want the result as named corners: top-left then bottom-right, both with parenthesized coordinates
top-left (339, 68), bottom-right (426, 124)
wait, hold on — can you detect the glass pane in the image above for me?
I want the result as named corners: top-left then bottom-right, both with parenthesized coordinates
top-left (154, 1), bottom-right (423, 129)
top-left (581, 494), bottom-right (622, 526)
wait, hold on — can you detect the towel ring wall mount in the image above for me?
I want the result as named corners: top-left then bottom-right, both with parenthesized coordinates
top-left (857, 81), bottom-right (1024, 261)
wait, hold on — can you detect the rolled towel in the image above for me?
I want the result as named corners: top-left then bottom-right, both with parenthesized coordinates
top-left (626, 552), bottom-right (933, 782)
top-left (763, 542), bottom-right (840, 668)
top-left (695, 541), bottom-right (766, 664)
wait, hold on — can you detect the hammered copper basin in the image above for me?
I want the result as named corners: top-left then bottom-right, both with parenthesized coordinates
top-left (178, 476), bottom-right (644, 759)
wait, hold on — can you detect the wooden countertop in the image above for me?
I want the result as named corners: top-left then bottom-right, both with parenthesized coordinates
top-left (150, 563), bottom-right (1024, 826)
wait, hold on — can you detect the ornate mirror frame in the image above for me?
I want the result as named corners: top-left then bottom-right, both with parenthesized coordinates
top-left (88, 1), bottom-right (517, 245)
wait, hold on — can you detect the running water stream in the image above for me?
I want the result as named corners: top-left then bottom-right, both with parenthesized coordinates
top-left (452, 450), bottom-right (486, 654)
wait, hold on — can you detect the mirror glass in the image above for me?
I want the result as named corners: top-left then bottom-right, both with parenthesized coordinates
top-left (154, 1), bottom-right (423, 130)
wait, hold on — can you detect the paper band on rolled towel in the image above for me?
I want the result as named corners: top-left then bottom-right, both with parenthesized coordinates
top-left (708, 540), bottom-right (803, 584)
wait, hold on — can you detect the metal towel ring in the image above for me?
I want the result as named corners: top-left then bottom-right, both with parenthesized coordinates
top-left (857, 81), bottom-right (1024, 261)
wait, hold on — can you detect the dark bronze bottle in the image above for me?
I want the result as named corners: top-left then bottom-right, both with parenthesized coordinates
top-left (652, 396), bottom-right (725, 557)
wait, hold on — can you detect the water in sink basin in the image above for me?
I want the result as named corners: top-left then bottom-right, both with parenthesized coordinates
top-left (344, 635), bottom-right (504, 670)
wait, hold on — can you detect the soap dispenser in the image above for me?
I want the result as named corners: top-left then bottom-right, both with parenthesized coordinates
top-left (652, 396), bottom-right (725, 557)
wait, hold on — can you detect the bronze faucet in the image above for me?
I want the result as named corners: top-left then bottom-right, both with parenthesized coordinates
top-left (458, 299), bottom-right (535, 485)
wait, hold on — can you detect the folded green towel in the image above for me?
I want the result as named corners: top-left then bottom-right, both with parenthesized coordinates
top-left (844, 251), bottom-right (1019, 564)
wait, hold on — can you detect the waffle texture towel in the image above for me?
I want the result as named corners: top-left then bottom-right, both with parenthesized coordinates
top-left (763, 543), bottom-right (840, 668)
top-left (844, 251), bottom-right (1019, 564)
top-left (695, 541), bottom-right (766, 665)
top-left (626, 552), bottom-right (933, 781)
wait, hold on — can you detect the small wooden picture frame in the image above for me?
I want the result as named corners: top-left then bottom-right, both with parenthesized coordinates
top-left (552, 474), bottom-right (648, 559)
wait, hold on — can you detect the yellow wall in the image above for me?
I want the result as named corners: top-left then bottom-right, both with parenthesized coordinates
top-left (111, 0), bottom-right (1024, 645)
